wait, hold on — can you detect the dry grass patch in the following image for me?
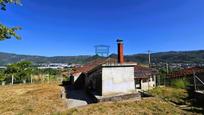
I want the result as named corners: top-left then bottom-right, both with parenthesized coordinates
top-left (62, 98), bottom-right (192, 115)
top-left (0, 83), bottom-right (66, 115)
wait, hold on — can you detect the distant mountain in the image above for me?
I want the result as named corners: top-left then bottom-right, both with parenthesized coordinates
top-left (125, 50), bottom-right (204, 64)
top-left (0, 52), bottom-right (91, 65)
top-left (0, 50), bottom-right (204, 65)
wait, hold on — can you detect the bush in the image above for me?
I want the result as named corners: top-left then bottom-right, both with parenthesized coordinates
top-left (171, 79), bottom-right (190, 89)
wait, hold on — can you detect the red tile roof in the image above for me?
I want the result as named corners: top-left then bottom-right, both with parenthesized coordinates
top-left (72, 58), bottom-right (158, 78)
top-left (134, 65), bottom-right (158, 79)
top-left (167, 67), bottom-right (204, 78)
top-left (72, 58), bottom-right (117, 75)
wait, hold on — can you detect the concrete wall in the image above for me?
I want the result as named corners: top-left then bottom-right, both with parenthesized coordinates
top-left (141, 75), bottom-right (156, 91)
top-left (102, 66), bottom-right (135, 96)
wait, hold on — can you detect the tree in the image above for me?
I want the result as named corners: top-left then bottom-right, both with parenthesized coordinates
top-left (5, 61), bottom-right (32, 84)
top-left (15, 61), bottom-right (32, 82)
top-left (0, 0), bottom-right (21, 40)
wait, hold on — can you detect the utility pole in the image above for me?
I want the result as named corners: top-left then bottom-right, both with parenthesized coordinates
top-left (31, 74), bottom-right (33, 84)
top-left (148, 50), bottom-right (151, 68)
top-left (166, 63), bottom-right (169, 74)
top-left (164, 63), bottom-right (169, 86)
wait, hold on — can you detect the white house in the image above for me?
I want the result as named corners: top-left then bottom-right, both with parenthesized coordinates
top-left (70, 39), bottom-right (157, 100)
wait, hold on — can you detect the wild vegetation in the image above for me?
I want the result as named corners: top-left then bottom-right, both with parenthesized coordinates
top-left (171, 78), bottom-right (190, 89)
top-left (149, 87), bottom-right (204, 114)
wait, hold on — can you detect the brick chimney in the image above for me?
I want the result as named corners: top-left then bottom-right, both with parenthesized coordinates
top-left (117, 39), bottom-right (124, 64)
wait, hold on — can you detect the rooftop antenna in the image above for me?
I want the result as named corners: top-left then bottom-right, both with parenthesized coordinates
top-left (95, 45), bottom-right (110, 57)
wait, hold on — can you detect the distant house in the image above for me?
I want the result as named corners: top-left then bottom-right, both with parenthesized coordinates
top-left (134, 65), bottom-right (157, 91)
top-left (70, 39), bottom-right (158, 99)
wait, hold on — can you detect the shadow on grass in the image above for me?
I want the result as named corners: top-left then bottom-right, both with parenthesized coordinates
top-left (183, 87), bottom-right (204, 114)
top-left (60, 82), bottom-right (97, 104)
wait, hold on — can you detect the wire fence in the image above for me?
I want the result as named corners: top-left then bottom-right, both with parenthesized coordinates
top-left (0, 74), bottom-right (63, 86)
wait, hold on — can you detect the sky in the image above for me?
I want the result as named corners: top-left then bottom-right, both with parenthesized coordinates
top-left (0, 0), bottom-right (204, 56)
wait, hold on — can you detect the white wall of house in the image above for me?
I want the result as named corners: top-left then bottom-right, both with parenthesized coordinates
top-left (141, 75), bottom-right (156, 91)
top-left (102, 65), bottom-right (135, 96)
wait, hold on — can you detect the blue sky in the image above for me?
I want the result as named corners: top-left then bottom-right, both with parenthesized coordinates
top-left (0, 0), bottom-right (204, 56)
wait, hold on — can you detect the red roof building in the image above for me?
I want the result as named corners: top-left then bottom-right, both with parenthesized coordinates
top-left (167, 67), bottom-right (204, 78)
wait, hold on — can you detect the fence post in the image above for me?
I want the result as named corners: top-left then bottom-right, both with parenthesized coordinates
top-left (2, 81), bottom-right (5, 86)
top-left (31, 75), bottom-right (33, 84)
top-left (11, 74), bottom-right (14, 85)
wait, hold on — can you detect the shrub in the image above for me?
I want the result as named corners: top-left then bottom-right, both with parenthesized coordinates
top-left (171, 79), bottom-right (190, 89)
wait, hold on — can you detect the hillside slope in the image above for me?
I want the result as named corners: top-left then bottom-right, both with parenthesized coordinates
top-left (0, 52), bottom-right (90, 65)
top-left (112, 50), bottom-right (204, 64)
top-left (0, 50), bottom-right (204, 65)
